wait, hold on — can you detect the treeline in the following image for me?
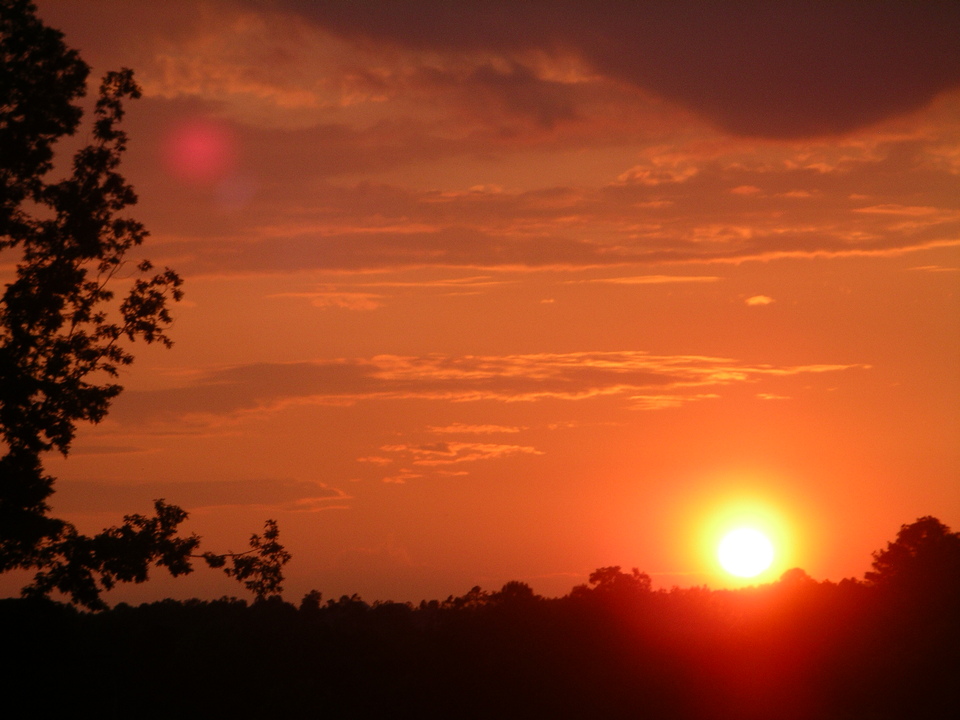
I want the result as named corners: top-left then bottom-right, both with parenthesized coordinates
top-left (3, 517), bottom-right (958, 719)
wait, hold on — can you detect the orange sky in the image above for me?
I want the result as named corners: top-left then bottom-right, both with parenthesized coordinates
top-left (8, 0), bottom-right (959, 604)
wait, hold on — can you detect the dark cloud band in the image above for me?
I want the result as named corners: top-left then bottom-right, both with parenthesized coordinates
top-left (257, 0), bottom-right (960, 138)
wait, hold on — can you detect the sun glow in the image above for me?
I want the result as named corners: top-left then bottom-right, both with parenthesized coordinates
top-left (685, 486), bottom-right (798, 585)
top-left (718, 527), bottom-right (775, 577)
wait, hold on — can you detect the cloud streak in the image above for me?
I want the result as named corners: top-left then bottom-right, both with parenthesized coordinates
top-left (142, 135), bottom-right (960, 275)
top-left (379, 441), bottom-right (544, 466)
top-left (54, 478), bottom-right (347, 515)
top-left (111, 352), bottom-right (868, 427)
top-left (577, 275), bottom-right (721, 285)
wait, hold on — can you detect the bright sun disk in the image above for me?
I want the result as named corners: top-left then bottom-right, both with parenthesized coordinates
top-left (718, 527), bottom-right (774, 578)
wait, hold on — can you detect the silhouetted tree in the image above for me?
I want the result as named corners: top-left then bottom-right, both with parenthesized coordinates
top-left (3, 517), bottom-right (958, 719)
top-left (20, 499), bottom-right (198, 609)
top-left (493, 580), bottom-right (538, 605)
top-left (0, 0), bottom-right (287, 608)
top-left (442, 585), bottom-right (490, 610)
top-left (0, 0), bottom-right (184, 596)
top-left (778, 567), bottom-right (816, 587)
top-left (865, 516), bottom-right (960, 600)
top-left (299, 589), bottom-right (323, 613)
top-left (571, 566), bottom-right (652, 601)
top-left (203, 519), bottom-right (292, 602)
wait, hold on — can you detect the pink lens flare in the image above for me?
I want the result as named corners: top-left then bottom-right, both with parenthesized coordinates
top-left (162, 120), bottom-right (238, 185)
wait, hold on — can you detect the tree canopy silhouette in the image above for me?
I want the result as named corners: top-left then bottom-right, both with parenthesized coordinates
top-left (865, 515), bottom-right (960, 600)
top-left (0, 0), bottom-right (288, 608)
top-left (5, 516), bottom-right (956, 719)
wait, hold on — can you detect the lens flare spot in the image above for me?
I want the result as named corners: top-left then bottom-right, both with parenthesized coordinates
top-left (162, 121), bottom-right (237, 185)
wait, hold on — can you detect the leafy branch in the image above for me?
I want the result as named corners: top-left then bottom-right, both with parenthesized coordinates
top-left (21, 501), bottom-right (291, 610)
top-left (199, 519), bottom-right (292, 603)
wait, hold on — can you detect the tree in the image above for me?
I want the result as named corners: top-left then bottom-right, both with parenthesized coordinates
top-left (203, 519), bottom-right (292, 603)
top-left (778, 567), bottom-right (815, 587)
top-left (568, 566), bottom-right (653, 610)
top-left (865, 516), bottom-right (960, 596)
top-left (587, 566), bottom-right (652, 595)
top-left (494, 580), bottom-right (538, 605)
top-left (20, 500), bottom-right (199, 609)
top-left (0, 0), bottom-right (288, 608)
top-left (299, 588), bottom-right (323, 613)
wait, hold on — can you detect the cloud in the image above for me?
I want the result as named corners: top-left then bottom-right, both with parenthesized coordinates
top-left (578, 275), bottom-right (721, 285)
top-left (427, 423), bottom-right (523, 434)
top-left (370, 438), bottom-right (543, 483)
top-left (628, 393), bottom-right (719, 411)
top-left (354, 276), bottom-right (511, 291)
top-left (379, 441), bottom-right (544, 466)
top-left (110, 351), bottom-right (869, 428)
top-left (381, 469), bottom-right (425, 485)
top-left (267, 276), bottom-right (514, 310)
top-left (259, 0), bottom-right (960, 138)
top-left (356, 456), bottom-right (394, 466)
top-left (427, 60), bottom-right (580, 130)
top-left (853, 204), bottom-right (945, 217)
top-left (53, 478), bottom-right (347, 515)
top-left (615, 157), bottom-right (700, 186)
top-left (270, 290), bottom-right (384, 310)
top-left (69, 445), bottom-right (151, 456)
top-left (139, 134), bottom-right (960, 275)
top-left (746, 295), bottom-right (775, 306)
top-left (910, 265), bottom-right (959, 273)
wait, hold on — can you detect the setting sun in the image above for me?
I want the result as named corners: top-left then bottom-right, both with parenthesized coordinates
top-left (718, 528), bottom-right (775, 578)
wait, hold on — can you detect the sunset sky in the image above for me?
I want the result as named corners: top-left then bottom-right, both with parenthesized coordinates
top-left (9, 0), bottom-right (959, 604)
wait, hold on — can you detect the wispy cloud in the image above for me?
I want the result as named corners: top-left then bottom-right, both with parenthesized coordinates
top-left (910, 265), bottom-right (959, 272)
top-left (271, 290), bottom-right (384, 310)
top-left (576, 275), bottom-right (722, 285)
top-left (628, 393), bottom-right (720, 411)
top-left (368, 438), bottom-right (544, 483)
top-left (69, 445), bottom-right (151, 456)
top-left (381, 469), bottom-right (425, 485)
top-left (852, 204), bottom-right (943, 216)
top-left (142, 134), bottom-right (960, 275)
top-left (54, 478), bottom-right (348, 515)
top-left (379, 441), bottom-right (544, 466)
top-left (111, 351), bottom-right (869, 429)
top-left (427, 423), bottom-right (523, 434)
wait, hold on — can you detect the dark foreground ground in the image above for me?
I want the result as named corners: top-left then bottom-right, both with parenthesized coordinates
top-left (3, 568), bottom-right (958, 720)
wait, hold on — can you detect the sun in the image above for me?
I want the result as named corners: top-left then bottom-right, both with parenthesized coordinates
top-left (717, 527), bottom-right (775, 578)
